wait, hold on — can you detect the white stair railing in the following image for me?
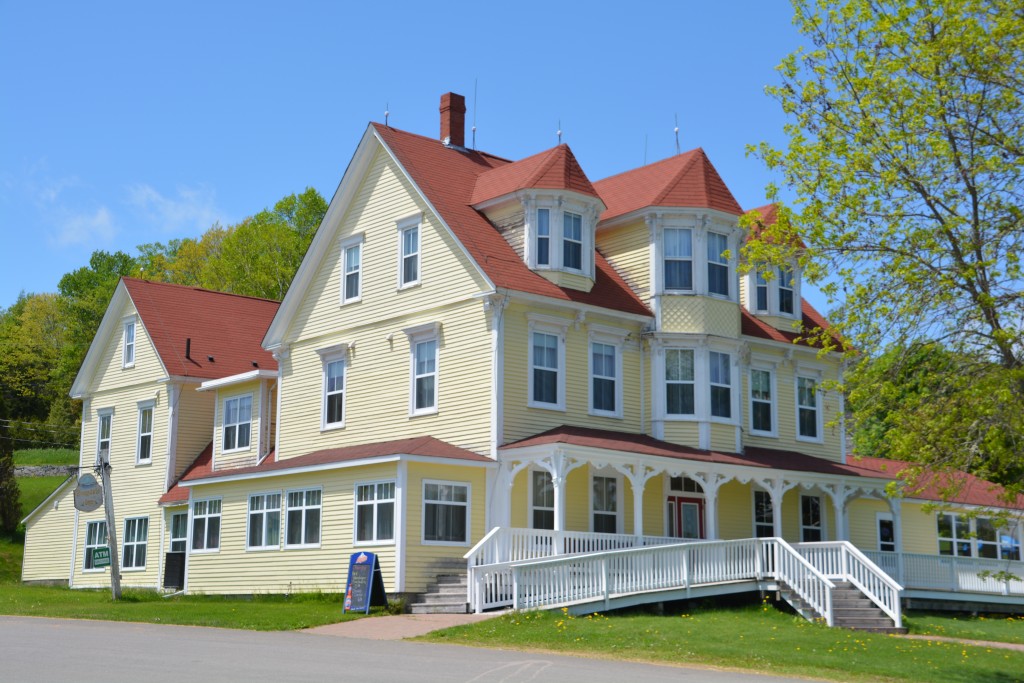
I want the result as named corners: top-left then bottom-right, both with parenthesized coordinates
top-left (796, 541), bottom-right (903, 628)
top-left (864, 550), bottom-right (1024, 597)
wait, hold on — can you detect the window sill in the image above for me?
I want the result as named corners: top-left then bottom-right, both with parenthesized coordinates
top-left (189, 549), bottom-right (220, 555)
top-left (83, 568), bottom-right (108, 574)
top-left (120, 566), bottom-right (147, 572)
top-left (397, 281), bottom-right (421, 292)
top-left (122, 364), bottom-right (135, 370)
top-left (320, 422), bottom-right (346, 433)
top-left (421, 539), bottom-right (470, 547)
top-left (796, 435), bottom-right (824, 444)
top-left (341, 297), bottom-right (362, 306)
top-left (409, 408), bottom-right (438, 418)
top-left (222, 446), bottom-right (253, 455)
top-left (748, 430), bottom-right (778, 439)
top-left (527, 402), bottom-right (566, 412)
top-left (135, 460), bottom-right (153, 467)
top-left (588, 409), bottom-right (623, 420)
top-left (662, 414), bottom-right (699, 421)
top-left (246, 546), bottom-right (281, 553)
top-left (284, 543), bottom-right (322, 551)
top-left (709, 416), bottom-right (738, 425)
top-left (354, 539), bottom-right (395, 547)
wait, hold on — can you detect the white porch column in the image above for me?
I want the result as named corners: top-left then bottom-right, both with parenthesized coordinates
top-left (823, 482), bottom-right (858, 542)
top-left (692, 472), bottom-right (730, 540)
top-left (889, 497), bottom-right (904, 584)
top-left (611, 462), bottom-right (658, 544)
top-left (756, 477), bottom-right (798, 540)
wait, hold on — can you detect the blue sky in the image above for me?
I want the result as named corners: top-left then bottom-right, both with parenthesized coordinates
top-left (0, 1), bottom-right (812, 310)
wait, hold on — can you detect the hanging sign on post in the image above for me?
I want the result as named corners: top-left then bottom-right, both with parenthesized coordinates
top-left (73, 474), bottom-right (103, 513)
top-left (342, 551), bottom-right (387, 614)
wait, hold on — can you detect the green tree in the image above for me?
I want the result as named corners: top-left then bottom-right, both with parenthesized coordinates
top-left (0, 393), bottom-right (21, 535)
top-left (747, 0), bottom-right (1024, 493)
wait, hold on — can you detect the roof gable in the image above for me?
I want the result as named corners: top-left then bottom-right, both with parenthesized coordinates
top-left (470, 144), bottom-right (601, 206)
top-left (594, 148), bottom-right (743, 222)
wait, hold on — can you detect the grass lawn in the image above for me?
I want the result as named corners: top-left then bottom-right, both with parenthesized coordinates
top-left (908, 611), bottom-right (1024, 645)
top-left (422, 605), bottom-right (1024, 683)
top-left (0, 583), bottom-right (364, 630)
top-left (13, 448), bottom-right (79, 466)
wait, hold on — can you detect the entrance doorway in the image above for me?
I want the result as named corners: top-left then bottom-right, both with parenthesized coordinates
top-left (667, 496), bottom-right (704, 539)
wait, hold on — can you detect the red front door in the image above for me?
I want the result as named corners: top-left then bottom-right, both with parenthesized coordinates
top-left (666, 496), bottom-right (704, 539)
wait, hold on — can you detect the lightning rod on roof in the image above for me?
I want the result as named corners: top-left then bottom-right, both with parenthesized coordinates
top-left (385, 102), bottom-right (390, 127)
top-left (674, 113), bottom-right (681, 155)
top-left (472, 78), bottom-right (478, 150)
top-left (557, 119), bottom-right (562, 145)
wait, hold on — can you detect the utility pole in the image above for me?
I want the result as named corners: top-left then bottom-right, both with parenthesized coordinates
top-left (98, 449), bottom-right (121, 600)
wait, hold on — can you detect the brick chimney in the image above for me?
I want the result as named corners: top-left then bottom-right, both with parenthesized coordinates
top-left (440, 92), bottom-right (466, 148)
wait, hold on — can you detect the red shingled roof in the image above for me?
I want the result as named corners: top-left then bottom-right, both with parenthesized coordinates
top-left (158, 441), bottom-right (212, 505)
top-left (740, 300), bottom-right (837, 349)
top-left (850, 457), bottom-right (1024, 510)
top-left (124, 278), bottom-right (279, 380)
top-left (744, 202), bottom-right (807, 249)
top-left (594, 148), bottom-right (743, 222)
top-left (470, 144), bottom-right (600, 205)
top-left (180, 435), bottom-right (491, 484)
top-left (372, 124), bottom-right (652, 317)
top-left (502, 425), bottom-right (885, 479)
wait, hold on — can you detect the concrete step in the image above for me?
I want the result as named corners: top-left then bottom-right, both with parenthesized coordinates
top-left (418, 591), bottom-right (468, 605)
top-left (410, 601), bottom-right (469, 614)
top-left (434, 574), bottom-right (468, 585)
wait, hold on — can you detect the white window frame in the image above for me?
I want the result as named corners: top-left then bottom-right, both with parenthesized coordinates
top-left (777, 266), bottom-right (795, 315)
top-left (800, 494), bottom-right (825, 542)
top-left (136, 401), bottom-right (154, 465)
top-left (397, 215), bottom-right (421, 289)
top-left (535, 207), bottom-right (551, 267)
top-left (247, 491), bottom-right (282, 551)
top-left (753, 489), bottom-right (774, 538)
top-left (588, 326), bottom-right (627, 419)
top-left (937, 512), bottom-right (973, 557)
top-left (404, 323), bottom-right (440, 417)
top-left (354, 480), bottom-right (396, 546)
top-left (523, 197), bottom-right (596, 278)
top-left (795, 374), bottom-right (823, 442)
top-left (83, 520), bottom-right (108, 572)
top-left (748, 366), bottom-right (777, 437)
top-left (96, 409), bottom-right (113, 466)
top-left (562, 211), bottom-right (584, 272)
top-left (663, 347), bottom-right (697, 418)
top-left (421, 479), bottom-right (470, 546)
top-left (528, 469), bottom-right (555, 530)
top-left (169, 511), bottom-right (188, 553)
top-left (122, 317), bottom-right (136, 368)
top-left (753, 270), bottom-right (770, 313)
top-left (706, 231), bottom-right (730, 298)
top-left (121, 516), bottom-right (149, 571)
top-left (190, 498), bottom-right (222, 553)
top-left (590, 470), bottom-right (622, 534)
top-left (340, 234), bottom-right (364, 304)
top-left (222, 393), bottom-right (253, 453)
top-left (285, 487), bottom-right (323, 549)
top-left (527, 315), bottom-right (569, 411)
top-left (663, 228), bottom-right (695, 292)
top-left (876, 512), bottom-right (896, 552)
top-left (745, 263), bottom-right (802, 319)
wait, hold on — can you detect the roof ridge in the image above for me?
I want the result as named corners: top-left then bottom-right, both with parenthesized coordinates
top-left (594, 147), bottom-right (700, 184)
top-left (524, 146), bottom-right (563, 187)
top-left (370, 122), bottom-right (513, 164)
top-left (123, 277), bottom-right (282, 305)
top-left (651, 150), bottom-right (703, 207)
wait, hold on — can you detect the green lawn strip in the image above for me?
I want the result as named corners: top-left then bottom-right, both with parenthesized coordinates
top-left (0, 583), bottom-right (364, 631)
top-left (421, 606), bottom-right (1023, 683)
top-left (0, 536), bottom-right (23, 584)
top-left (907, 611), bottom-right (1024, 645)
top-left (13, 448), bottom-right (79, 466)
top-left (17, 475), bottom-right (70, 517)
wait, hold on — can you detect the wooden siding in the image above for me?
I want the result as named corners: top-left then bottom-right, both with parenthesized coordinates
top-left (484, 203), bottom-right (525, 260)
top-left (173, 385), bottom-right (215, 480)
top-left (93, 297), bottom-right (166, 394)
top-left (502, 302), bottom-right (645, 444)
top-left (597, 221), bottom-right (651, 303)
top-left (21, 483), bottom-right (74, 582)
top-left (212, 380), bottom-right (263, 470)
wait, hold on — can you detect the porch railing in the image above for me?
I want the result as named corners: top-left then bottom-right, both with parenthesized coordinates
top-left (796, 542), bottom-right (903, 627)
top-left (864, 550), bottom-right (1024, 597)
top-left (464, 527), bottom-right (684, 567)
top-left (468, 533), bottom-right (836, 625)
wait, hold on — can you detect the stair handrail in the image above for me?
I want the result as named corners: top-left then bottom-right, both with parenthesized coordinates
top-left (772, 537), bottom-right (836, 626)
top-left (796, 541), bottom-right (902, 628)
top-left (464, 526), bottom-right (505, 566)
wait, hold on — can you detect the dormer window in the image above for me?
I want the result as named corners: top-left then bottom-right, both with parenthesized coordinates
top-left (745, 263), bottom-right (801, 319)
top-left (536, 209), bottom-right (551, 266)
top-left (523, 196), bottom-right (597, 280)
top-left (707, 232), bottom-right (730, 297)
top-left (563, 212), bottom-right (583, 270)
top-left (664, 229), bottom-right (693, 291)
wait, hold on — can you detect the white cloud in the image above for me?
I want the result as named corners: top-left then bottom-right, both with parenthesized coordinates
top-left (52, 206), bottom-right (116, 246)
top-left (126, 183), bottom-right (224, 234)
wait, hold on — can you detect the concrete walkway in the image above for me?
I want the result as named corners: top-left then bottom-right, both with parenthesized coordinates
top-left (303, 611), bottom-right (503, 640)
top-left (900, 634), bottom-right (1024, 652)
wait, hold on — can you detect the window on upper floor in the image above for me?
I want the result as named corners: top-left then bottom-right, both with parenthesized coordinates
top-left (398, 218), bottom-right (420, 288)
top-left (754, 271), bottom-right (770, 313)
top-left (340, 236), bottom-right (363, 304)
top-left (709, 351), bottom-right (732, 419)
top-left (323, 358), bottom-right (346, 428)
top-left (122, 319), bottom-right (136, 368)
top-left (749, 368), bottom-right (775, 436)
top-left (589, 329), bottom-right (627, 418)
top-left (778, 267), bottom-right (795, 315)
top-left (96, 410), bottom-right (112, 464)
top-left (525, 200), bottom-right (596, 279)
top-left (412, 338), bottom-right (438, 414)
top-left (665, 349), bottom-right (695, 416)
top-left (664, 228), bottom-right (694, 291)
top-left (563, 212), bottom-right (583, 271)
top-left (223, 395), bottom-right (253, 452)
top-left (529, 326), bottom-right (566, 411)
top-left (536, 209), bottom-right (551, 267)
top-left (746, 264), bottom-right (801, 319)
top-left (707, 232), bottom-right (730, 297)
top-left (796, 376), bottom-right (820, 440)
top-left (136, 403), bottom-right (153, 465)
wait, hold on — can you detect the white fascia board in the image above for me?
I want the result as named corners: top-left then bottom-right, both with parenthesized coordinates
top-left (196, 369), bottom-right (277, 392)
top-left (742, 334), bottom-right (842, 359)
top-left (20, 475), bottom-right (75, 525)
top-left (262, 126), bottom-right (381, 351)
top-left (502, 289), bottom-right (652, 325)
top-left (597, 206), bottom-right (743, 232)
top-left (373, 129), bottom-right (496, 293)
top-left (180, 452), bottom-right (496, 487)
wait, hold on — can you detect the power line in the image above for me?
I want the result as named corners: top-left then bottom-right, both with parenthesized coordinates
top-left (9, 436), bottom-right (79, 449)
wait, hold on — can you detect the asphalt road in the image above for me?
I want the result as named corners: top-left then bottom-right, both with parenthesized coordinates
top-left (0, 616), bottom-right (809, 683)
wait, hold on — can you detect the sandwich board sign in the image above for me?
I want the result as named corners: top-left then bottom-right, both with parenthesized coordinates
top-left (342, 551), bottom-right (387, 614)
top-left (73, 474), bottom-right (103, 513)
